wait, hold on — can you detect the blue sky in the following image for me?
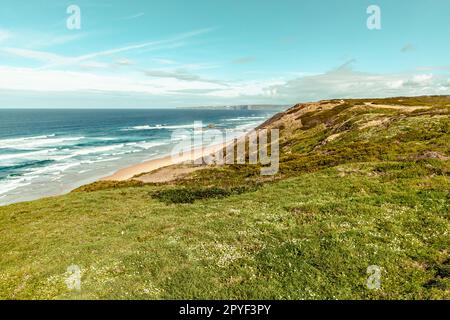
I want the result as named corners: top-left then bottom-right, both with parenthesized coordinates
top-left (0, 0), bottom-right (449, 108)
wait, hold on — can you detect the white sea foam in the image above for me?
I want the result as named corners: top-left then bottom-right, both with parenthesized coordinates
top-left (0, 111), bottom-right (272, 205)
top-left (134, 141), bottom-right (168, 149)
top-left (234, 121), bottom-right (265, 131)
top-left (0, 176), bottom-right (35, 195)
top-left (2, 138), bottom-right (165, 165)
top-left (224, 116), bottom-right (266, 122)
top-left (81, 157), bottom-right (121, 164)
top-left (0, 135), bottom-right (84, 149)
top-left (121, 124), bottom-right (196, 131)
top-left (0, 149), bottom-right (57, 161)
top-left (23, 162), bottom-right (82, 176)
top-left (68, 144), bottom-right (125, 157)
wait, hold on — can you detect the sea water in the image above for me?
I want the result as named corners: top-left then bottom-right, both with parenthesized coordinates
top-left (0, 108), bottom-right (281, 205)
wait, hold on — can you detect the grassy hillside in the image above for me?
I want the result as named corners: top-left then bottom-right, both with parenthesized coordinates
top-left (1, 96), bottom-right (449, 299)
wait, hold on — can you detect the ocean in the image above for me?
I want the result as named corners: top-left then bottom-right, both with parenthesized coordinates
top-left (0, 108), bottom-right (281, 205)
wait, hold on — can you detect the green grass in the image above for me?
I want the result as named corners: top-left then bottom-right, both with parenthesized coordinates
top-left (151, 185), bottom-right (261, 204)
top-left (0, 96), bottom-right (449, 300)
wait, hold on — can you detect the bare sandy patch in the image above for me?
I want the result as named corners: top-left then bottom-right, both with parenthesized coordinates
top-left (362, 102), bottom-right (431, 111)
top-left (102, 143), bottom-right (227, 181)
top-left (324, 133), bottom-right (342, 143)
top-left (135, 165), bottom-right (205, 183)
top-left (359, 117), bottom-right (390, 129)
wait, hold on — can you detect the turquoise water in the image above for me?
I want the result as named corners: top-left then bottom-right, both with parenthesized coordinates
top-left (0, 108), bottom-right (280, 205)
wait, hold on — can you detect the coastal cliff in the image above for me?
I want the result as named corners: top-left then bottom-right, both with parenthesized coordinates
top-left (1, 96), bottom-right (449, 299)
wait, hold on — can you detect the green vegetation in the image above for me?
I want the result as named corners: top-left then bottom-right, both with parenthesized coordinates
top-left (0, 96), bottom-right (449, 299)
top-left (73, 180), bottom-right (145, 193)
top-left (151, 185), bottom-right (260, 204)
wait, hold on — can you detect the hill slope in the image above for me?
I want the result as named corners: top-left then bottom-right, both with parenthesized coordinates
top-left (0, 96), bottom-right (449, 299)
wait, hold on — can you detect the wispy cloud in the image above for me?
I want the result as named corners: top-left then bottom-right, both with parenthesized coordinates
top-left (115, 58), bottom-right (134, 66)
top-left (0, 61), bottom-right (449, 107)
top-left (0, 26), bottom-right (230, 101)
top-left (0, 65), bottom-right (225, 94)
top-left (2, 23), bottom-right (448, 107)
top-left (152, 58), bottom-right (178, 65)
top-left (28, 33), bottom-right (86, 48)
top-left (0, 29), bottom-right (11, 43)
top-left (79, 61), bottom-right (110, 69)
top-left (1, 28), bottom-right (214, 71)
top-left (39, 28), bottom-right (214, 69)
top-left (266, 63), bottom-right (450, 102)
top-left (416, 65), bottom-right (450, 71)
top-left (143, 68), bottom-right (223, 84)
top-left (2, 47), bottom-right (66, 64)
top-left (1, 29), bottom-right (87, 49)
top-left (120, 12), bottom-right (145, 20)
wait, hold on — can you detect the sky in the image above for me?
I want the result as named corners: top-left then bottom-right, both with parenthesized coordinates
top-left (0, 0), bottom-right (449, 108)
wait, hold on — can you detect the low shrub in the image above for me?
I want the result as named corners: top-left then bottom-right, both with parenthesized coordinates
top-left (72, 180), bottom-right (145, 193)
top-left (151, 185), bottom-right (260, 204)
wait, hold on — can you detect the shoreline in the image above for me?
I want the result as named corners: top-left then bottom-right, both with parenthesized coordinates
top-left (101, 141), bottom-right (233, 181)
top-left (0, 142), bottom-right (230, 206)
top-left (101, 119), bottom-right (268, 182)
top-left (0, 115), bottom-right (273, 206)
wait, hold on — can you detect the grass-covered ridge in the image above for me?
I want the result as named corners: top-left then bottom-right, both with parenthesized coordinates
top-left (0, 96), bottom-right (449, 299)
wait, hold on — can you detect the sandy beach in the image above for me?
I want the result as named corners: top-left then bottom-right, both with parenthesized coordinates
top-left (102, 142), bottom-right (229, 181)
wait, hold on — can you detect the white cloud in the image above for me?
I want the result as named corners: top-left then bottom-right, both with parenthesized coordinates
top-left (0, 62), bottom-right (448, 107)
top-left (1, 28), bottom-right (449, 107)
top-left (416, 65), bottom-right (450, 71)
top-left (386, 80), bottom-right (404, 89)
top-left (115, 58), bottom-right (134, 66)
top-left (266, 65), bottom-right (450, 102)
top-left (1, 28), bottom-right (214, 71)
top-left (151, 59), bottom-right (220, 71)
top-left (40, 28), bottom-right (214, 70)
top-left (0, 30), bottom-right (86, 50)
top-left (203, 79), bottom-right (285, 98)
top-left (402, 74), bottom-right (434, 88)
top-left (142, 64), bottom-right (223, 84)
top-left (28, 33), bottom-right (86, 48)
top-left (412, 74), bottom-right (433, 82)
top-left (120, 12), bottom-right (145, 20)
top-left (79, 61), bottom-right (110, 69)
top-left (2, 47), bottom-right (67, 64)
top-left (0, 66), bottom-right (224, 95)
top-left (144, 68), bottom-right (211, 82)
top-left (152, 58), bottom-right (177, 65)
top-left (0, 30), bottom-right (11, 43)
